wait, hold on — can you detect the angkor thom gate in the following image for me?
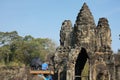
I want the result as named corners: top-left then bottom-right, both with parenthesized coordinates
top-left (53, 3), bottom-right (120, 80)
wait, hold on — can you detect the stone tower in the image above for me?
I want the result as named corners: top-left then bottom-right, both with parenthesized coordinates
top-left (74, 3), bottom-right (96, 51)
top-left (60, 20), bottom-right (73, 47)
top-left (53, 3), bottom-right (119, 80)
top-left (96, 18), bottom-right (112, 52)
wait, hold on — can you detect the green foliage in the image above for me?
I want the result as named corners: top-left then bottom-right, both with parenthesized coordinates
top-left (81, 60), bottom-right (89, 80)
top-left (0, 31), bottom-right (57, 66)
top-left (0, 45), bottom-right (11, 64)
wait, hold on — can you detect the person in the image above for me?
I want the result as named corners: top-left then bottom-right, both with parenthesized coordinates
top-left (42, 61), bottom-right (48, 70)
top-left (41, 61), bottom-right (53, 80)
top-left (48, 75), bottom-right (53, 80)
top-left (44, 74), bottom-right (53, 80)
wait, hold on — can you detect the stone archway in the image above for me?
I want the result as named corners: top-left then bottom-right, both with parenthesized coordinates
top-left (75, 47), bottom-right (89, 80)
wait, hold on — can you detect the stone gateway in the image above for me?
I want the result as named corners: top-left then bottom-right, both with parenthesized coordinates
top-left (53, 3), bottom-right (120, 80)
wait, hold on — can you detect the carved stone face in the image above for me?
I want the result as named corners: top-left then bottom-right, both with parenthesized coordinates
top-left (61, 20), bottom-right (72, 31)
top-left (62, 21), bottom-right (67, 26)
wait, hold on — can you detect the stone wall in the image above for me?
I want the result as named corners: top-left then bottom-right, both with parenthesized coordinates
top-left (0, 66), bottom-right (32, 80)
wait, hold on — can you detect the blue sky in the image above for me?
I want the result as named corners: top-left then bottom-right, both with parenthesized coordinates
top-left (0, 0), bottom-right (120, 53)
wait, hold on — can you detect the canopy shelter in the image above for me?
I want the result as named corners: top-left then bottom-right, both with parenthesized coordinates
top-left (30, 69), bottom-right (54, 75)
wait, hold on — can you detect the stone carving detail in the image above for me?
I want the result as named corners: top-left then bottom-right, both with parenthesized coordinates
top-left (54, 46), bottom-right (71, 80)
top-left (96, 18), bottom-right (112, 52)
top-left (92, 59), bottom-right (110, 80)
top-left (74, 3), bottom-right (96, 51)
top-left (91, 52), bottom-right (110, 80)
top-left (60, 20), bottom-right (73, 47)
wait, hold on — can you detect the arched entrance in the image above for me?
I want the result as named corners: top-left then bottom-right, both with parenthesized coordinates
top-left (75, 48), bottom-right (89, 80)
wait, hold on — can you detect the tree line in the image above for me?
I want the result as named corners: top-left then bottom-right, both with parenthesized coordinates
top-left (0, 31), bottom-right (57, 66)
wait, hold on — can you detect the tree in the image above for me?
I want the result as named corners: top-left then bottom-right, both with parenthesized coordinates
top-left (0, 45), bottom-right (11, 64)
top-left (0, 31), bottom-right (21, 46)
top-left (0, 31), bottom-right (57, 66)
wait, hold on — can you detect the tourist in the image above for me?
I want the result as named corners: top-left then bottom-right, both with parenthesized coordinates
top-left (42, 61), bottom-right (48, 70)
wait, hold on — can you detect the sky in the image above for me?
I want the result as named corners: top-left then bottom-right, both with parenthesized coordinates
top-left (0, 0), bottom-right (120, 53)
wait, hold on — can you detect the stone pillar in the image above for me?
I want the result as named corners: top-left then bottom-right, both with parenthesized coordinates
top-left (89, 60), bottom-right (92, 80)
top-left (116, 66), bottom-right (120, 80)
top-left (66, 63), bottom-right (75, 80)
top-left (67, 70), bottom-right (73, 80)
top-left (107, 64), bottom-right (116, 80)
